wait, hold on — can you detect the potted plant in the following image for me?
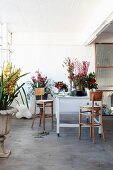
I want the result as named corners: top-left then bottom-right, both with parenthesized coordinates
top-left (73, 60), bottom-right (90, 96)
top-left (85, 72), bottom-right (98, 97)
top-left (27, 69), bottom-right (53, 100)
top-left (0, 61), bottom-right (28, 158)
top-left (55, 81), bottom-right (68, 92)
top-left (86, 72), bottom-right (98, 90)
top-left (62, 57), bottom-right (76, 92)
top-left (62, 57), bottom-right (90, 96)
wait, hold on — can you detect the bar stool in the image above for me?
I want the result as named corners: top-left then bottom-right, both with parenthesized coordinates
top-left (78, 91), bottom-right (105, 143)
top-left (31, 88), bottom-right (54, 130)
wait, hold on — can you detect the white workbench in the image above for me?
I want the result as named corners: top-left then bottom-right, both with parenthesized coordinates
top-left (54, 95), bottom-right (89, 136)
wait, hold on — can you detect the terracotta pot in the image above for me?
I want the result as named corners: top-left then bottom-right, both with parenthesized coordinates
top-left (0, 108), bottom-right (18, 158)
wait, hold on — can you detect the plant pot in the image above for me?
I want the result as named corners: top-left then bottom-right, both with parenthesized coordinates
top-left (76, 90), bottom-right (87, 96)
top-left (0, 108), bottom-right (18, 158)
top-left (36, 93), bottom-right (48, 100)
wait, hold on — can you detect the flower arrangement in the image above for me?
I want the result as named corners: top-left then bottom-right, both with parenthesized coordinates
top-left (31, 70), bottom-right (47, 88)
top-left (86, 72), bottom-right (98, 90)
top-left (73, 60), bottom-right (90, 91)
top-left (62, 57), bottom-right (76, 81)
top-left (55, 81), bottom-right (68, 92)
top-left (62, 57), bottom-right (77, 92)
top-left (27, 70), bottom-right (52, 99)
top-left (0, 61), bottom-right (28, 110)
top-left (63, 57), bottom-right (98, 93)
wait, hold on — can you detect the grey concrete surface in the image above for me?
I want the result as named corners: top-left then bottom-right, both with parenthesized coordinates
top-left (0, 114), bottom-right (113, 170)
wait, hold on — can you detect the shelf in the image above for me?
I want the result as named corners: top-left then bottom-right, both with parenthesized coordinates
top-left (98, 90), bottom-right (113, 92)
top-left (96, 66), bottom-right (113, 68)
top-left (102, 114), bottom-right (113, 116)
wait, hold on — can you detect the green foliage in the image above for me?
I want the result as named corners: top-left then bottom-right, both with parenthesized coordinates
top-left (55, 81), bottom-right (68, 92)
top-left (86, 72), bottom-right (98, 90)
top-left (0, 61), bottom-right (29, 110)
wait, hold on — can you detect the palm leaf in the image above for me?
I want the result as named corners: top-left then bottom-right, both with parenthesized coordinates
top-left (22, 86), bottom-right (29, 109)
top-left (18, 87), bottom-right (25, 105)
top-left (7, 83), bottom-right (25, 106)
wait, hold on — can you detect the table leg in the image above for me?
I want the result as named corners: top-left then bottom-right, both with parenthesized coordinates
top-left (94, 116), bottom-right (102, 134)
top-left (55, 97), bottom-right (60, 136)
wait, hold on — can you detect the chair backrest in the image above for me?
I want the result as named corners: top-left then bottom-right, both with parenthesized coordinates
top-left (90, 91), bottom-right (103, 102)
top-left (34, 88), bottom-right (45, 100)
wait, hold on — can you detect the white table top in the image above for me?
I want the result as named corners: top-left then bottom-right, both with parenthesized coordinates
top-left (55, 94), bottom-right (89, 99)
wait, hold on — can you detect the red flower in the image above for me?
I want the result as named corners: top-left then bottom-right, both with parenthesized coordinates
top-left (55, 81), bottom-right (68, 92)
top-left (86, 72), bottom-right (98, 90)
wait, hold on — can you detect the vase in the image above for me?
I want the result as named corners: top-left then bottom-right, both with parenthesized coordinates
top-left (36, 93), bottom-right (48, 100)
top-left (75, 85), bottom-right (87, 96)
top-left (76, 90), bottom-right (87, 96)
top-left (86, 89), bottom-right (90, 97)
top-left (69, 80), bottom-right (72, 93)
top-left (0, 107), bottom-right (18, 158)
top-left (86, 89), bottom-right (96, 98)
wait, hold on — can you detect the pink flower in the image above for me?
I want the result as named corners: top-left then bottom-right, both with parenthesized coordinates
top-left (63, 57), bottom-right (76, 81)
top-left (31, 70), bottom-right (47, 87)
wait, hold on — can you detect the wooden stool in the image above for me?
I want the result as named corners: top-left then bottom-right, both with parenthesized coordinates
top-left (78, 91), bottom-right (105, 143)
top-left (31, 88), bottom-right (54, 130)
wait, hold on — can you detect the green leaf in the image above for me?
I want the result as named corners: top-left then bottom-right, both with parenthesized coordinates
top-left (22, 86), bottom-right (29, 109)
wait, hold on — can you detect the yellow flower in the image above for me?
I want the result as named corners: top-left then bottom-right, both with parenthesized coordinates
top-left (3, 62), bottom-right (21, 95)
top-left (0, 61), bottom-right (28, 110)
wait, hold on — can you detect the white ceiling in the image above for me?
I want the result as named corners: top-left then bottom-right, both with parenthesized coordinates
top-left (0, 0), bottom-right (101, 34)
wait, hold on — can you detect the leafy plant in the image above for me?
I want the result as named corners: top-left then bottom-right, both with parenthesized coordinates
top-left (73, 60), bottom-right (90, 91)
top-left (31, 69), bottom-right (47, 88)
top-left (0, 61), bottom-right (29, 110)
top-left (62, 57), bottom-right (76, 81)
top-left (27, 70), bottom-right (53, 100)
top-left (86, 72), bottom-right (98, 90)
top-left (55, 81), bottom-right (68, 92)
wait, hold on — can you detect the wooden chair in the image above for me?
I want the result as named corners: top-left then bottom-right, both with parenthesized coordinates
top-left (78, 91), bottom-right (105, 143)
top-left (31, 88), bottom-right (54, 130)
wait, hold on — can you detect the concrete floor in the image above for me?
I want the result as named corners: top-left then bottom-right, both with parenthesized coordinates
top-left (0, 114), bottom-right (113, 170)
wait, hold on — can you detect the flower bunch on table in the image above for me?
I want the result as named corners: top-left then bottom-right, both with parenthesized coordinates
top-left (86, 72), bottom-right (98, 90)
top-left (55, 81), bottom-right (68, 92)
top-left (63, 57), bottom-right (98, 93)
top-left (62, 57), bottom-right (76, 81)
top-left (73, 60), bottom-right (90, 91)
top-left (62, 57), bottom-right (77, 92)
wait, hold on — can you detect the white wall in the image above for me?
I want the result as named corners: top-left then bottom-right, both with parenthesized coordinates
top-left (10, 32), bottom-right (96, 112)
top-left (12, 32), bottom-right (95, 86)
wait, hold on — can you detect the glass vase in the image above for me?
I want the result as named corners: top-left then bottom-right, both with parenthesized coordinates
top-left (69, 80), bottom-right (72, 93)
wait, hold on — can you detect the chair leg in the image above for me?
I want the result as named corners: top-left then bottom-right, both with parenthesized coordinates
top-left (90, 112), bottom-right (92, 138)
top-left (31, 113), bottom-right (36, 128)
top-left (39, 102), bottom-right (54, 130)
top-left (100, 114), bottom-right (105, 142)
top-left (92, 112), bottom-right (95, 143)
top-left (31, 102), bottom-right (36, 128)
top-left (39, 108), bottom-right (43, 126)
top-left (78, 113), bottom-right (82, 140)
top-left (102, 126), bottom-right (105, 142)
top-left (78, 124), bottom-right (81, 140)
top-left (51, 102), bottom-right (54, 129)
top-left (43, 103), bottom-right (45, 131)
